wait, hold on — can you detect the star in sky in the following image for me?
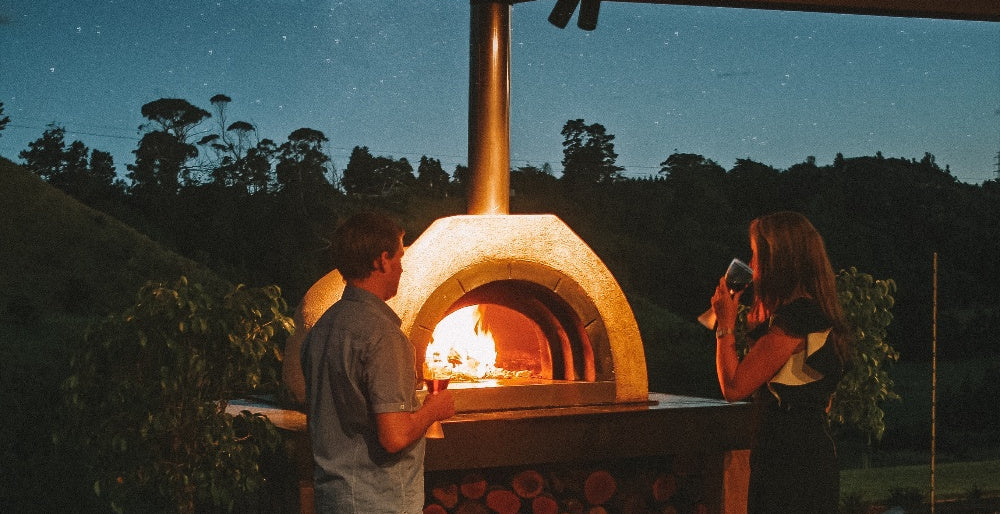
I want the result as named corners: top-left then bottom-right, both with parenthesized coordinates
top-left (1, 1), bottom-right (997, 183)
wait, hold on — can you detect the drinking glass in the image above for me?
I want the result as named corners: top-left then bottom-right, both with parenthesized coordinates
top-left (698, 258), bottom-right (753, 329)
top-left (724, 258), bottom-right (753, 295)
top-left (423, 368), bottom-right (451, 439)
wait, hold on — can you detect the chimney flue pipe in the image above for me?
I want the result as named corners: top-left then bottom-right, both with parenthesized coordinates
top-left (468, 0), bottom-right (511, 215)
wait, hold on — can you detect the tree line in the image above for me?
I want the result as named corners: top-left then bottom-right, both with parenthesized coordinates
top-left (4, 96), bottom-right (999, 362)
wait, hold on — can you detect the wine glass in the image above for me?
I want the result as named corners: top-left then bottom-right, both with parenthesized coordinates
top-left (724, 258), bottom-right (753, 295)
top-left (698, 258), bottom-right (753, 329)
top-left (423, 366), bottom-right (451, 439)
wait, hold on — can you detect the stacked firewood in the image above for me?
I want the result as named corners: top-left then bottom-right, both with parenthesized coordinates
top-left (424, 458), bottom-right (709, 514)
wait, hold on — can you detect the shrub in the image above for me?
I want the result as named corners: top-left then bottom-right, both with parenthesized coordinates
top-left (57, 276), bottom-right (293, 513)
top-left (830, 267), bottom-right (900, 443)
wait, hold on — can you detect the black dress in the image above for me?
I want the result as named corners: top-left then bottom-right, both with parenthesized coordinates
top-left (746, 299), bottom-right (843, 514)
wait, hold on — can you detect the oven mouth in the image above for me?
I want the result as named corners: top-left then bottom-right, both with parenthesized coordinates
top-left (417, 279), bottom-right (597, 384)
top-left (412, 275), bottom-right (617, 413)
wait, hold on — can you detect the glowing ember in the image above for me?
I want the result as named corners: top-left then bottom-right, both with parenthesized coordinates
top-left (425, 305), bottom-right (505, 380)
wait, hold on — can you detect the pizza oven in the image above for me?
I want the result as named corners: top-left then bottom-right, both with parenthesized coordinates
top-left (282, 213), bottom-right (648, 411)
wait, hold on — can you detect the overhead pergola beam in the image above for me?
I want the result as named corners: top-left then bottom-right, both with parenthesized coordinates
top-left (545, 0), bottom-right (1000, 22)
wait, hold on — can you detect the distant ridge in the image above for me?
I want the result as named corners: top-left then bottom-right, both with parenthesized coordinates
top-left (0, 157), bottom-right (228, 322)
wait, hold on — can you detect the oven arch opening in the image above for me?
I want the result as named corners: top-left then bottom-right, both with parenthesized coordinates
top-left (423, 279), bottom-right (598, 384)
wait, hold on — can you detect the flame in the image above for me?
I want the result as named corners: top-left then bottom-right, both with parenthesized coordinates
top-left (425, 305), bottom-right (501, 380)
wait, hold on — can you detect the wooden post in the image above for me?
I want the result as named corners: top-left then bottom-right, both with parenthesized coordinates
top-left (931, 252), bottom-right (938, 513)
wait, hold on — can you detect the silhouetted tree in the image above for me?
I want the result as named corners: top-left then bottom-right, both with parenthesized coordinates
top-left (559, 119), bottom-right (623, 189)
top-left (511, 163), bottom-right (557, 196)
top-left (0, 101), bottom-right (10, 136)
top-left (19, 124), bottom-right (67, 183)
top-left (129, 130), bottom-right (199, 197)
top-left (340, 145), bottom-right (414, 197)
top-left (240, 138), bottom-right (277, 195)
top-left (450, 164), bottom-right (470, 196)
top-left (20, 124), bottom-right (123, 204)
top-left (128, 98), bottom-right (210, 196)
top-left (197, 94), bottom-right (264, 193)
top-left (341, 146), bottom-right (375, 195)
top-left (727, 157), bottom-right (782, 218)
top-left (275, 128), bottom-right (330, 190)
top-left (416, 155), bottom-right (449, 197)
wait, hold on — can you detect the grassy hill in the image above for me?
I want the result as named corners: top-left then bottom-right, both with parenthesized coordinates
top-left (0, 157), bottom-right (228, 322)
top-left (0, 157), bottom-right (230, 510)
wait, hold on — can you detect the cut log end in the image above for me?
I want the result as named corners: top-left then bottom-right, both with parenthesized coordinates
top-left (583, 470), bottom-right (617, 506)
top-left (512, 469), bottom-right (545, 499)
top-left (531, 493), bottom-right (559, 514)
top-left (486, 488), bottom-right (522, 514)
top-left (431, 483), bottom-right (459, 509)
top-left (460, 472), bottom-right (488, 500)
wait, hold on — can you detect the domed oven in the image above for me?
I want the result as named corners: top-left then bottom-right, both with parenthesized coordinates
top-left (283, 213), bottom-right (648, 412)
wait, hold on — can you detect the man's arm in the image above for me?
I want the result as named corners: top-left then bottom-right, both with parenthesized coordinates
top-left (376, 390), bottom-right (455, 453)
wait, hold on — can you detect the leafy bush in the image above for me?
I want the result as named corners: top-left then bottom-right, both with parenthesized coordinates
top-left (830, 267), bottom-right (900, 442)
top-left (57, 276), bottom-right (293, 513)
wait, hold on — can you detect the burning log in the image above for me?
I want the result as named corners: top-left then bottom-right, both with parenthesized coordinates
top-left (583, 470), bottom-right (617, 506)
top-left (485, 487), bottom-right (521, 514)
top-left (431, 483), bottom-right (459, 509)
top-left (460, 472), bottom-right (488, 500)
top-left (512, 469), bottom-right (545, 499)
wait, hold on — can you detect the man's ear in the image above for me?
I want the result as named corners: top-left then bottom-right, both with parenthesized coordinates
top-left (374, 251), bottom-right (389, 273)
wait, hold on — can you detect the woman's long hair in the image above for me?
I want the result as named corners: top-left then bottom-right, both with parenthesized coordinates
top-left (748, 211), bottom-right (850, 363)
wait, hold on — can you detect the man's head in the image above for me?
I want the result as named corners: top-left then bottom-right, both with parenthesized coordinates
top-left (333, 211), bottom-right (405, 299)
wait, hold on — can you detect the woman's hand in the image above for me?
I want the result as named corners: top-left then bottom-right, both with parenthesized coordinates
top-left (711, 276), bottom-right (743, 332)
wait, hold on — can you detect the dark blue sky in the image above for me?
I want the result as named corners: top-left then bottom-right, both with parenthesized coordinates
top-left (1, 1), bottom-right (998, 183)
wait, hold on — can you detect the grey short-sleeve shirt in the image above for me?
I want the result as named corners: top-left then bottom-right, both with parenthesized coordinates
top-left (300, 286), bottom-right (424, 513)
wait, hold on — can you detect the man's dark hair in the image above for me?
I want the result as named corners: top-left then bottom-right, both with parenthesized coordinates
top-left (333, 211), bottom-right (404, 280)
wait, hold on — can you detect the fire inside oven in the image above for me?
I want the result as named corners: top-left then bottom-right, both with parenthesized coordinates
top-left (421, 280), bottom-right (596, 385)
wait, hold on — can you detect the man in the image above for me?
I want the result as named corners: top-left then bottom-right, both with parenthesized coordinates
top-left (300, 211), bottom-right (455, 513)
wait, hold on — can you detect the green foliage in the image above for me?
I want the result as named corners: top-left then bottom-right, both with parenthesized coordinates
top-left (830, 267), bottom-right (900, 441)
top-left (57, 276), bottom-right (293, 513)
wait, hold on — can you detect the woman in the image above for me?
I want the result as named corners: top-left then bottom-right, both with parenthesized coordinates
top-left (712, 211), bottom-right (850, 514)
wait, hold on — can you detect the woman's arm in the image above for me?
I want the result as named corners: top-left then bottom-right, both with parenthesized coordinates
top-left (712, 277), bottom-right (804, 402)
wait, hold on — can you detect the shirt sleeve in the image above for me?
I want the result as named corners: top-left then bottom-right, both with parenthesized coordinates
top-left (366, 329), bottom-right (418, 415)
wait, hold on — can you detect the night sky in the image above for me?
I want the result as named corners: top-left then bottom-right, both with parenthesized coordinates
top-left (1, 0), bottom-right (998, 183)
